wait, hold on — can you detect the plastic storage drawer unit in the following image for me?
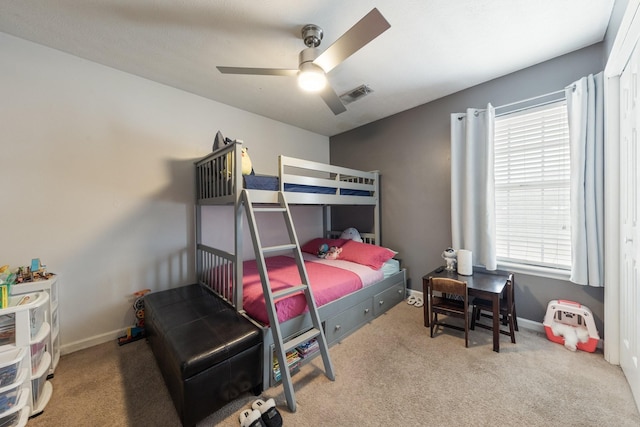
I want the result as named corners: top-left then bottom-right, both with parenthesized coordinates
top-left (0, 385), bottom-right (28, 427)
top-left (0, 380), bottom-right (23, 414)
top-left (29, 333), bottom-right (48, 376)
top-left (0, 400), bottom-right (28, 427)
top-left (28, 304), bottom-right (45, 340)
top-left (0, 349), bottom-right (24, 388)
top-left (31, 369), bottom-right (47, 405)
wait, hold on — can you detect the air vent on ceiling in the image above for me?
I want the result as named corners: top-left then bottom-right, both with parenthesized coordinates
top-left (339, 84), bottom-right (373, 105)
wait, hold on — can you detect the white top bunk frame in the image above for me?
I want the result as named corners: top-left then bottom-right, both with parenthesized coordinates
top-left (194, 141), bottom-right (381, 311)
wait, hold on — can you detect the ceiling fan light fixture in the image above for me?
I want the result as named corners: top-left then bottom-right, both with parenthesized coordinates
top-left (297, 62), bottom-right (326, 92)
top-left (216, 8), bottom-right (390, 115)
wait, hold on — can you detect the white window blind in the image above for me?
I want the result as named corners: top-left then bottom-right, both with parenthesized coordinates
top-left (494, 100), bottom-right (571, 270)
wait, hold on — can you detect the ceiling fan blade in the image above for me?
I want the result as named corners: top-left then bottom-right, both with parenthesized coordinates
top-left (313, 8), bottom-right (390, 73)
top-left (217, 66), bottom-right (298, 77)
top-left (320, 85), bottom-right (347, 115)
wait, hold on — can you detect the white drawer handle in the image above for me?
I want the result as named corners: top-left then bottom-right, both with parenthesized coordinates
top-left (335, 325), bottom-right (341, 331)
top-left (364, 308), bottom-right (370, 314)
top-left (397, 289), bottom-right (402, 294)
top-left (379, 300), bottom-right (384, 305)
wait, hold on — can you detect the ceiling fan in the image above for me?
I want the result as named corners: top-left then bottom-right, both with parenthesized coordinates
top-left (216, 8), bottom-right (391, 115)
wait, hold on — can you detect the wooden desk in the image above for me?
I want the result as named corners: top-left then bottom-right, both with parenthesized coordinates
top-left (423, 267), bottom-right (508, 352)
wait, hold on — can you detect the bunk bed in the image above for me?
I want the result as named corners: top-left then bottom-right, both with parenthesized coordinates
top-left (193, 141), bottom-right (407, 391)
top-left (145, 141), bottom-right (406, 424)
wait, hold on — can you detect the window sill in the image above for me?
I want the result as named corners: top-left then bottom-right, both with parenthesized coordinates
top-left (496, 261), bottom-right (571, 281)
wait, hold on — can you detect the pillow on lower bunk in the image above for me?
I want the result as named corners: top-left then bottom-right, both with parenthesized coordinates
top-left (338, 240), bottom-right (397, 270)
top-left (301, 238), bottom-right (349, 255)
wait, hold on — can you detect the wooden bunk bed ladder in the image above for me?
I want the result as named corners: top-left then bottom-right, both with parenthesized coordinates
top-left (241, 189), bottom-right (335, 412)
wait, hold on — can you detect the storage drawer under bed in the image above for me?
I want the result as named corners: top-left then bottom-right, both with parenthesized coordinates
top-left (373, 282), bottom-right (405, 317)
top-left (325, 298), bottom-right (374, 345)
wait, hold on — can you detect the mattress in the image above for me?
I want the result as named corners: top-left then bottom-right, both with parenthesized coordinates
top-left (243, 174), bottom-right (370, 196)
top-left (242, 254), bottom-right (387, 325)
top-left (380, 258), bottom-right (400, 279)
top-left (243, 174), bottom-right (278, 190)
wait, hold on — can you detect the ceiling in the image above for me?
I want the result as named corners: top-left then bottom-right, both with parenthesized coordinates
top-left (0, 0), bottom-right (615, 136)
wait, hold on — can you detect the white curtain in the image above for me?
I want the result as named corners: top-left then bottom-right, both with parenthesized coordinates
top-left (566, 72), bottom-right (604, 286)
top-left (450, 104), bottom-right (497, 270)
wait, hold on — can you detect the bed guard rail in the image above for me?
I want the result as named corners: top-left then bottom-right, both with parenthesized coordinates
top-left (195, 142), bottom-right (243, 204)
top-left (195, 143), bottom-right (380, 205)
top-left (196, 243), bottom-right (241, 309)
top-left (327, 230), bottom-right (377, 245)
top-left (279, 155), bottom-right (379, 196)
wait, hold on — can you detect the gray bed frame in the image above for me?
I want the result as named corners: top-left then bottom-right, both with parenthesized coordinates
top-left (194, 141), bottom-right (407, 390)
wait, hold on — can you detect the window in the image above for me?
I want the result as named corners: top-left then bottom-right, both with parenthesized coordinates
top-left (494, 100), bottom-right (571, 271)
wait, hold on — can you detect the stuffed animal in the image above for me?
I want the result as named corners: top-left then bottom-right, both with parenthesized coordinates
top-left (317, 243), bottom-right (330, 257)
top-left (340, 227), bottom-right (363, 242)
top-left (318, 244), bottom-right (341, 260)
top-left (324, 246), bottom-right (342, 260)
top-left (442, 247), bottom-right (457, 271)
top-left (212, 131), bottom-right (254, 176)
top-left (240, 146), bottom-right (253, 175)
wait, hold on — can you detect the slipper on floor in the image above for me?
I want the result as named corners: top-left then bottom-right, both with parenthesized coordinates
top-left (407, 295), bottom-right (417, 305)
top-left (239, 409), bottom-right (266, 427)
top-left (413, 296), bottom-right (424, 308)
top-left (252, 398), bottom-right (283, 427)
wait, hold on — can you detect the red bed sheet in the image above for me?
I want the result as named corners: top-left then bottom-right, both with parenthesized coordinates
top-left (242, 256), bottom-right (363, 325)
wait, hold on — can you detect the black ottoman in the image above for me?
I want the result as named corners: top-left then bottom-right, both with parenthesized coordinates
top-left (145, 284), bottom-right (262, 427)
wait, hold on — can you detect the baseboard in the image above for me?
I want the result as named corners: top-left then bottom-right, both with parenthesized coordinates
top-left (63, 292), bottom-right (603, 355)
top-left (516, 317), bottom-right (545, 333)
top-left (61, 328), bottom-right (129, 356)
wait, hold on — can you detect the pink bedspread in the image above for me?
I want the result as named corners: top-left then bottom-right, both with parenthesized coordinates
top-left (242, 256), bottom-right (363, 325)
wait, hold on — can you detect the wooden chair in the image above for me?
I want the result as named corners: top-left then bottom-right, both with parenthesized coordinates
top-left (428, 277), bottom-right (469, 347)
top-left (470, 273), bottom-right (518, 343)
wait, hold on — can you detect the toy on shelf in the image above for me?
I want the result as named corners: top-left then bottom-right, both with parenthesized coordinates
top-left (441, 248), bottom-right (457, 271)
top-left (118, 289), bottom-right (151, 346)
top-left (11, 259), bottom-right (54, 284)
top-left (0, 266), bottom-right (13, 309)
top-left (0, 260), bottom-right (55, 309)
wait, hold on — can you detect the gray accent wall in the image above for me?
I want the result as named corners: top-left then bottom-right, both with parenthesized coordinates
top-left (330, 43), bottom-right (607, 337)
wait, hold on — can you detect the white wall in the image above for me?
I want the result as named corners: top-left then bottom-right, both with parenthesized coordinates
top-left (0, 33), bottom-right (329, 353)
